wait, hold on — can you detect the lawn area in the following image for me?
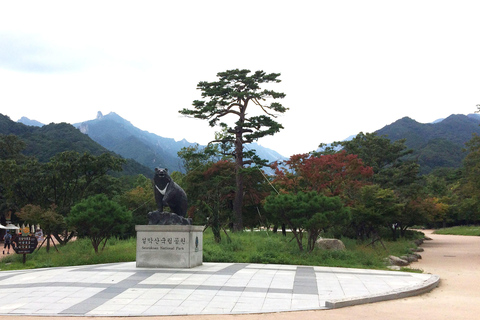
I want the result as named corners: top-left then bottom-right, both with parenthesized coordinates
top-left (0, 229), bottom-right (424, 271)
top-left (433, 225), bottom-right (480, 236)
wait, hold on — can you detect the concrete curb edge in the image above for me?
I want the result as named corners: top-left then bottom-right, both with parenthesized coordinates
top-left (325, 273), bottom-right (440, 309)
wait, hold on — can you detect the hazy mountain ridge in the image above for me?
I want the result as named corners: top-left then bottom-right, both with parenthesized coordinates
top-left (17, 116), bottom-right (44, 127)
top-left (74, 112), bottom-right (198, 172)
top-left (73, 112), bottom-right (287, 173)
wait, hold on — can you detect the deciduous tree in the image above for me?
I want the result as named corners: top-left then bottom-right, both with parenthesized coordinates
top-left (16, 204), bottom-right (65, 252)
top-left (320, 132), bottom-right (418, 190)
top-left (272, 152), bottom-right (373, 201)
top-left (67, 194), bottom-right (131, 253)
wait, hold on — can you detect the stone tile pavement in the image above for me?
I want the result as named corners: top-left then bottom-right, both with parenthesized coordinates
top-left (0, 262), bottom-right (439, 316)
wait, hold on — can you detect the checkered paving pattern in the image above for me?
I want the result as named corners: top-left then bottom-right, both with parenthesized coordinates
top-left (0, 262), bottom-right (438, 316)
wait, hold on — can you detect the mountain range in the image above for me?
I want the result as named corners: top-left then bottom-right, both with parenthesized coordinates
top-left (0, 113), bottom-right (153, 177)
top-left (4, 112), bottom-right (480, 176)
top-left (74, 112), bottom-right (193, 172)
top-left (4, 112), bottom-right (286, 174)
top-left (71, 112), bottom-right (287, 173)
top-left (376, 114), bottom-right (480, 174)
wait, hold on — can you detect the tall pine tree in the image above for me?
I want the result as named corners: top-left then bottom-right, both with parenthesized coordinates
top-left (179, 69), bottom-right (287, 231)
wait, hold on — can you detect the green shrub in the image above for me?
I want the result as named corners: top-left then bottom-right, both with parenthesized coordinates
top-left (67, 194), bottom-right (132, 253)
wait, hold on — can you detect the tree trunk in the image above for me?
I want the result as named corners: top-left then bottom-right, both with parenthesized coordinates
top-left (92, 239), bottom-right (99, 253)
top-left (53, 230), bottom-right (75, 246)
top-left (212, 210), bottom-right (221, 243)
top-left (233, 161), bottom-right (244, 231)
top-left (232, 127), bottom-right (244, 232)
top-left (292, 229), bottom-right (304, 251)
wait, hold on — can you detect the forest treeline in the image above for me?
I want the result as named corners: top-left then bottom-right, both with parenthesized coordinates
top-left (177, 131), bottom-right (480, 250)
top-left (1, 118), bottom-right (480, 252)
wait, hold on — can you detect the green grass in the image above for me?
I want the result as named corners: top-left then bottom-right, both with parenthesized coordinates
top-left (0, 237), bottom-right (137, 271)
top-left (433, 225), bottom-right (480, 236)
top-left (0, 230), bottom-right (423, 271)
top-left (203, 231), bottom-right (421, 269)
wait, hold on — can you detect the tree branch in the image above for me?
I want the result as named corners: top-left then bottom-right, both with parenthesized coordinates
top-left (210, 139), bottom-right (235, 144)
top-left (253, 98), bottom-right (277, 118)
top-left (243, 159), bottom-right (254, 166)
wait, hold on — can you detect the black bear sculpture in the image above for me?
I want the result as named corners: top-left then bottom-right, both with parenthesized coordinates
top-left (153, 167), bottom-right (188, 217)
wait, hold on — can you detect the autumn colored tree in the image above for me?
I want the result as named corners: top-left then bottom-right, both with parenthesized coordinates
top-left (319, 132), bottom-right (419, 191)
top-left (422, 173), bottom-right (458, 228)
top-left (272, 151), bottom-right (373, 201)
top-left (427, 197), bottom-right (450, 228)
top-left (317, 132), bottom-right (431, 237)
top-left (179, 69), bottom-right (287, 231)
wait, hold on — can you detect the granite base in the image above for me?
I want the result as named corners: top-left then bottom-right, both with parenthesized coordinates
top-left (135, 225), bottom-right (203, 268)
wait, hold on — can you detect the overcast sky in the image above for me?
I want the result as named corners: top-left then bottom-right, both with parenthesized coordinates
top-left (1, 0), bottom-right (479, 158)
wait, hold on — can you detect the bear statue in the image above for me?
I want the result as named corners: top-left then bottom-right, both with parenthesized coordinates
top-left (153, 167), bottom-right (188, 217)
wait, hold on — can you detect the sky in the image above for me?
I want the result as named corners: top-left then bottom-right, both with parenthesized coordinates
top-left (1, 1), bottom-right (479, 158)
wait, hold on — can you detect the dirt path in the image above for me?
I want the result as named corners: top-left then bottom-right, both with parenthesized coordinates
top-left (5, 230), bottom-right (480, 320)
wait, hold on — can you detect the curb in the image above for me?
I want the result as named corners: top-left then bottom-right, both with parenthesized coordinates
top-left (325, 273), bottom-right (440, 309)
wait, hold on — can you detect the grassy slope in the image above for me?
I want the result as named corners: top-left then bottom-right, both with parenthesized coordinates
top-left (433, 226), bottom-right (480, 236)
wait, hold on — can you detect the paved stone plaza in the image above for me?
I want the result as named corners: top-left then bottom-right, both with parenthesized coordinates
top-left (0, 262), bottom-right (438, 316)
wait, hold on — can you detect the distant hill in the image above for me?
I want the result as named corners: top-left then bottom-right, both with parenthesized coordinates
top-left (73, 112), bottom-right (195, 172)
top-left (17, 117), bottom-right (44, 127)
top-left (73, 112), bottom-right (286, 172)
top-left (376, 114), bottom-right (480, 174)
top-left (0, 113), bottom-right (153, 177)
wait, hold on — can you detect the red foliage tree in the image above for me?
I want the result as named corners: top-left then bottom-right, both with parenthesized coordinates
top-left (272, 151), bottom-right (374, 202)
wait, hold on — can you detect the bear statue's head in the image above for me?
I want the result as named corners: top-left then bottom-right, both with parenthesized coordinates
top-left (154, 168), bottom-right (171, 182)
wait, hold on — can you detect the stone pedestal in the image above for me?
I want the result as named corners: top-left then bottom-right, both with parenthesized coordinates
top-left (135, 225), bottom-right (203, 268)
